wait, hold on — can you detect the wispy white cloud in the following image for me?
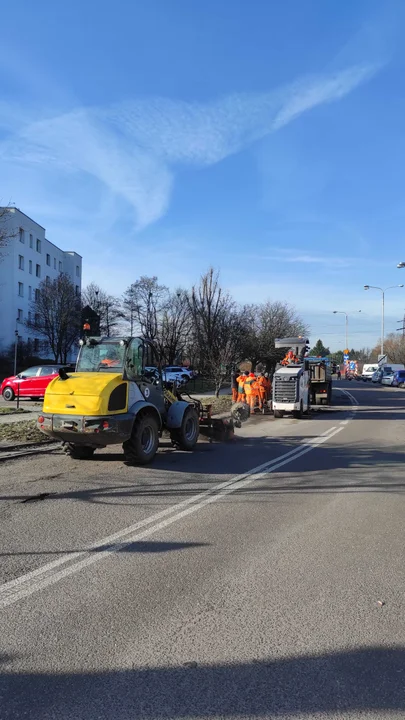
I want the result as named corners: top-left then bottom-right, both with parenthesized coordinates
top-left (0, 62), bottom-right (379, 230)
top-left (261, 252), bottom-right (352, 267)
top-left (272, 64), bottom-right (378, 130)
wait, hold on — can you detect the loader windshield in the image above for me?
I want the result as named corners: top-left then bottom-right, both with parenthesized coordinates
top-left (77, 340), bottom-right (126, 373)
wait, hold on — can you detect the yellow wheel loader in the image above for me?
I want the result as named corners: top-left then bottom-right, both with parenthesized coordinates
top-left (38, 336), bottom-right (200, 464)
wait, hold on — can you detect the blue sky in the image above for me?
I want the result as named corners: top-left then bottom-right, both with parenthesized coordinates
top-left (1, 0), bottom-right (405, 350)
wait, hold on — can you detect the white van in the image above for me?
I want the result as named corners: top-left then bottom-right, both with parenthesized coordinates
top-left (362, 363), bottom-right (379, 381)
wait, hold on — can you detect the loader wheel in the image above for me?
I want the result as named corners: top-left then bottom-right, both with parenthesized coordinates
top-left (274, 410), bottom-right (284, 419)
top-left (170, 406), bottom-right (199, 450)
top-left (123, 412), bottom-right (159, 465)
top-left (64, 443), bottom-right (95, 460)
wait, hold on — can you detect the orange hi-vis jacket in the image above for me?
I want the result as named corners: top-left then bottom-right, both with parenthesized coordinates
top-left (244, 374), bottom-right (256, 396)
top-left (236, 374), bottom-right (247, 393)
top-left (256, 376), bottom-right (267, 394)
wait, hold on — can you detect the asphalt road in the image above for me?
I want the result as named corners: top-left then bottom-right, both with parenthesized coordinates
top-left (0, 380), bottom-right (405, 719)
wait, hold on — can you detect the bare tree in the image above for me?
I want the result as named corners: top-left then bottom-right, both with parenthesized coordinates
top-left (156, 289), bottom-right (192, 365)
top-left (28, 274), bottom-right (82, 362)
top-left (0, 205), bottom-right (16, 261)
top-left (187, 268), bottom-right (244, 396)
top-left (82, 282), bottom-right (123, 336)
top-left (379, 334), bottom-right (405, 364)
top-left (241, 301), bottom-right (308, 371)
top-left (123, 276), bottom-right (169, 340)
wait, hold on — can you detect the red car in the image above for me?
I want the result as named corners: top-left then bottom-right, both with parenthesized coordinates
top-left (1, 365), bottom-right (73, 401)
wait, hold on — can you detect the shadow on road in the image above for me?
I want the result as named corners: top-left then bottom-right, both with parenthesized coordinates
top-left (0, 540), bottom-right (209, 558)
top-left (1, 646), bottom-right (405, 718)
top-left (1, 438), bottom-right (405, 507)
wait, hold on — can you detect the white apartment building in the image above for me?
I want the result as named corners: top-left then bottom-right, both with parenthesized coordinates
top-left (0, 207), bottom-right (82, 355)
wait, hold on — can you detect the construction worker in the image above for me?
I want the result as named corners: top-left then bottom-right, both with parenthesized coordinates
top-left (236, 371), bottom-right (248, 403)
top-left (231, 371), bottom-right (238, 403)
top-left (100, 346), bottom-right (121, 368)
top-left (255, 372), bottom-right (267, 410)
top-left (264, 373), bottom-right (272, 401)
top-left (244, 372), bottom-right (257, 412)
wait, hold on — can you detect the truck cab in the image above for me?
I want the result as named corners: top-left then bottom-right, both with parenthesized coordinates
top-left (272, 337), bottom-right (310, 418)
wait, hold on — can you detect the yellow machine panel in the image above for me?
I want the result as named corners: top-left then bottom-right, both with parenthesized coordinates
top-left (43, 373), bottom-right (128, 416)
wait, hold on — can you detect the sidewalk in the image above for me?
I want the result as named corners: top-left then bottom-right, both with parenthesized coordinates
top-left (0, 410), bottom-right (39, 425)
top-left (187, 386), bottom-right (232, 399)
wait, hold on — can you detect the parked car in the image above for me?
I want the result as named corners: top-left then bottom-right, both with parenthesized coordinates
top-left (1, 365), bottom-right (74, 401)
top-left (372, 366), bottom-right (401, 384)
top-left (391, 370), bottom-right (405, 388)
top-left (162, 366), bottom-right (194, 383)
top-left (381, 372), bottom-right (395, 386)
top-left (163, 365), bottom-right (194, 379)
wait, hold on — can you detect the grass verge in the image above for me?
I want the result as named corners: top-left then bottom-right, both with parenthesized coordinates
top-left (0, 420), bottom-right (49, 445)
top-left (0, 407), bottom-right (29, 416)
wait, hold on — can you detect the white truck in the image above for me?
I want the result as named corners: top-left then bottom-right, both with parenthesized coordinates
top-left (272, 337), bottom-right (310, 419)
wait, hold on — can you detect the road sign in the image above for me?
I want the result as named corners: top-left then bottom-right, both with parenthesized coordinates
top-left (343, 353), bottom-right (349, 365)
top-left (378, 354), bottom-right (387, 365)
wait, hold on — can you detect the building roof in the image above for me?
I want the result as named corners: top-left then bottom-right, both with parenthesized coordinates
top-left (1, 206), bottom-right (46, 231)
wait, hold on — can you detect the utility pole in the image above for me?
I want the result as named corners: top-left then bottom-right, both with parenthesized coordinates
top-left (396, 310), bottom-right (405, 337)
top-left (13, 326), bottom-right (19, 376)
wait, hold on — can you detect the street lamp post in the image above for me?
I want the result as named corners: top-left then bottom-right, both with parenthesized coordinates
top-left (332, 310), bottom-right (361, 351)
top-left (364, 284), bottom-right (404, 357)
top-left (13, 324), bottom-right (19, 376)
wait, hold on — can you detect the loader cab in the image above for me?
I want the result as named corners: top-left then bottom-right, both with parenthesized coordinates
top-left (76, 336), bottom-right (166, 413)
top-left (77, 337), bottom-right (161, 381)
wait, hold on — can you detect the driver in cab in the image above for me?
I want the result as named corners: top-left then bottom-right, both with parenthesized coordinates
top-left (100, 347), bottom-right (121, 368)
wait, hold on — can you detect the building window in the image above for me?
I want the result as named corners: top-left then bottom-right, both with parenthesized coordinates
top-left (58, 260), bottom-right (62, 271)
top-left (18, 282), bottom-right (24, 297)
top-left (36, 238), bottom-right (41, 253)
top-left (33, 339), bottom-right (39, 352)
top-left (28, 311), bottom-right (31, 324)
top-left (75, 285), bottom-right (80, 296)
top-left (76, 265), bottom-right (80, 277)
top-left (46, 253), bottom-right (50, 266)
top-left (54, 258), bottom-right (56, 269)
top-left (17, 309), bottom-right (23, 323)
top-left (46, 276), bottom-right (50, 284)
top-left (29, 233), bottom-right (33, 248)
top-left (29, 260), bottom-right (32, 274)
top-left (35, 288), bottom-right (40, 302)
top-left (35, 313), bottom-right (40, 325)
top-left (36, 264), bottom-right (41, 278)
top-left (18, 254), bottom-right (24, 270)
top-left (28, 285), bottom-right (32, 300)
top-left (19, 228), bottom-right (24, 243)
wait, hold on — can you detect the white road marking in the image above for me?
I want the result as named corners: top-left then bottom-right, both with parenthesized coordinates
top-left (0, 400), bottom-right (356, 609)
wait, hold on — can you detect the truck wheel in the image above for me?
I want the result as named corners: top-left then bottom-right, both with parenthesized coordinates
top-left (170, 406), bottom-right (199, 450)
top-left (274, 410), bottom-right (284, 418)
top-left (293, 402), bottom-right (303, 419)
top-left (64, 443), bottom-right (95, 460)
top-left (123, 413), bottom-right (159, 465)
